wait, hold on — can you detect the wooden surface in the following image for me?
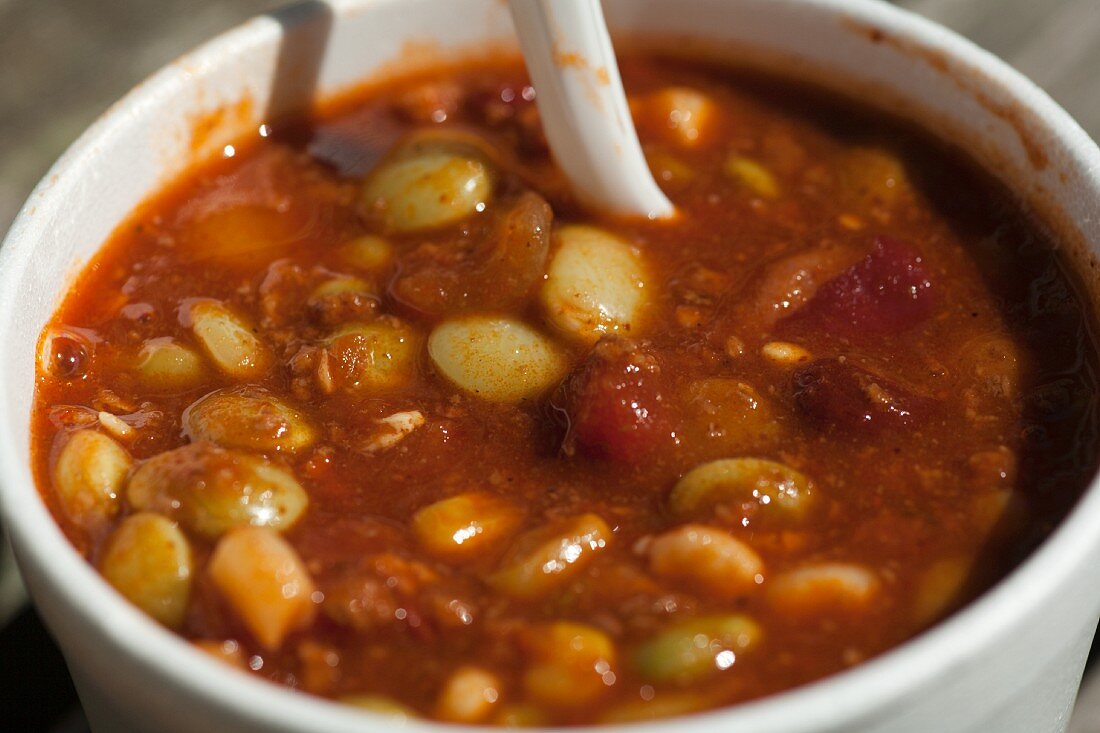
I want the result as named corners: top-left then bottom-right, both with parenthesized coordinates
top-left (0, 0), bottom-right (1098, 730)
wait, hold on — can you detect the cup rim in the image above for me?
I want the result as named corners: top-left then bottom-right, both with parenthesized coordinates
top-left (1, 0), bottom-right (1098, 730)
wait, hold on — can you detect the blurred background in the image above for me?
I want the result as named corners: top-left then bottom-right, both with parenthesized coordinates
top-left (1, 0), bottom-right (1099, 730)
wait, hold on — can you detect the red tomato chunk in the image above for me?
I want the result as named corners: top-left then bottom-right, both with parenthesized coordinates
top-left (781, 236), bottom-right (934, 339)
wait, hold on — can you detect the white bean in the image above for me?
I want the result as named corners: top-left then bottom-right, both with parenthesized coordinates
top-left (51, 429), bottom-right (131, 530)
top-left (760, 341), bottom-right (812, 366)
top-left (493, 704), bottom-right (549, 727)
top-left (972, 488), bottom-right (1024, 538)
top-left (187, 300), bottom-right (270, 379)
top-left (436, 666), bottom-right (503, 723)
top-left (647, 152), bottom-right (695, 187)
top-left (97, 411), bottom-right (134, 441)
top-left (489, 513), bottom-right (611, 599)
top-left (768, 562), bottom-right (881, 617)
top-left (540, 225), bottom-right (648, 344)
top-left (428, 316), bottom-right (567, 402)
top-left (309, 276), bottom-right (375, 302)
top-left (339, 234), bottom-right (395, 273)
top-left (649, 524), bottom-right (764, 599)
top-left (842, 146), bottom-right (910, 207)
top-left (523, 622), bottom-right (616, 708)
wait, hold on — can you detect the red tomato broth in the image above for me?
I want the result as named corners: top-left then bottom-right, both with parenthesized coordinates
top-left (31, 53), bottom-right (1100, 724)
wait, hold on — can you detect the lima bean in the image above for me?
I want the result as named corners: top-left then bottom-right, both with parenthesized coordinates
top-left (127, 442), bottom-right (308, 539)
top-left (670, 457), bottom-right (815, 527)
top-left (325, 319), bottom-right (419, 393)
top-left (540, 225), bottom-right (648, 344)
top-left (428, 316), bottom-right (567, 402)
top-left (184, 386), bottom-right (317, 453)
top-left (99, 512), bottom-right (192, 628)
top-left (134, 337), bottom-right (208, 392)
top-left (436, 666), bottom-right (502, 723)
top-left (633, 614), bottom-right (762, 685)
top-left (362, 145), bottom-right (493, 233)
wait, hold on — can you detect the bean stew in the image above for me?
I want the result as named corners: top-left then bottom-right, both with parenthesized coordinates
top-left (32, 53), bottom-right (1100, 725)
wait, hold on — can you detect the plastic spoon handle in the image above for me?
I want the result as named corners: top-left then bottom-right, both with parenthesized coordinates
top-left (509, 0), bottom-right (675, 219)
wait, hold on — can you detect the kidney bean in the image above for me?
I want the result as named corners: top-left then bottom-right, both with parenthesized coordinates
top-left (782, 236), bottom-right (934, 339)
top-left (792, 357), bottom-right (934, 433)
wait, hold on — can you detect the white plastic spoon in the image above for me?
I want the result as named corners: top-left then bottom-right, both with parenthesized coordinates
top-left (508, 0), bottom-right (676, 220)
